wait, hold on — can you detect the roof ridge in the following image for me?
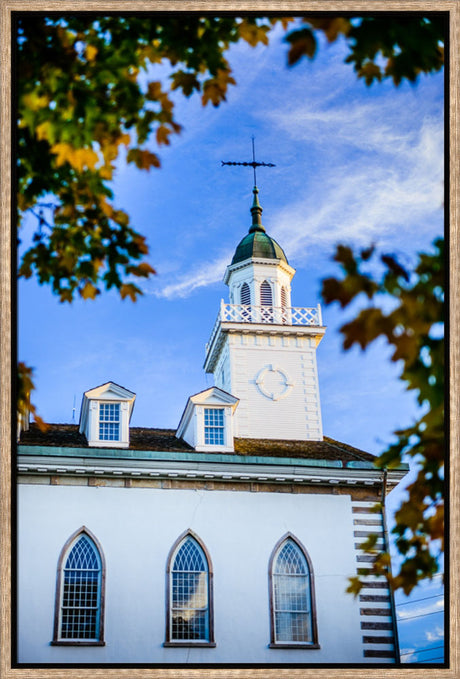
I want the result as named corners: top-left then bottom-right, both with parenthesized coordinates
top-left (323, 436), bottom-right (375, 462)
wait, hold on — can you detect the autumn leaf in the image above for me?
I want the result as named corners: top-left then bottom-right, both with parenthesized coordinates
top-left (120, 283), bottom-right (141, 301)
top-left (305, 16), bottom-right (351, 42)
top-left (126, 262), bottom-right (156, 277)
top-left (358, 61), bottom-right (382, 85)
top-left (127, 148), bottom-right (161, 170)
top-left (285, 28), bottom-right (317, 65)
top-left (79, 281), bottom-right (99, 300)
top-left (146, 80), bottom-right (163, 100)
top-left (35, 121), bottom-right (53, 142)
top-left (22, 91), bottom-right (49, 111)
top-left (85, 44), bottom-right (98, 61)
top-left (202, 68), bottom-right (236, 107)
top-left (156, 125), bottom-right (171, 146)
top-left (170, 70), bottom-right (200, 96)
top-left (17, 362), bottom-right (48, 431)
top-left (238, 19), bottom-right (270, 47)
top-left (50, 143), bottom-right (98, 171)
top-left (381, 254), bottom-right (410, 281)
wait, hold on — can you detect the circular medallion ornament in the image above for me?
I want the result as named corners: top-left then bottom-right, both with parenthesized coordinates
top-left (255, 365), bottom-right (293, 401)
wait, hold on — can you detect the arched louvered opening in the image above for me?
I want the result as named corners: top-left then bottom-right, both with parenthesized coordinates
top-left (260, 280), bottom-right (273, 305)
top-left (269, 534), bottom-right (319, 648)
top-left (53, 527), bottom-right (105, 644)
top-left (240, 282), bottom-right (251, 305)
top-left (240, 282), bottom-right (251, 321)
top-left (260, 280), bottom-right (273, 322)
top-left (166, 531), bottom-right (214, 645)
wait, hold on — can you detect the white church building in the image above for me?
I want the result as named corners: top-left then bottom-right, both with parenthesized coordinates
top-left (17, 186), bottom-right (408, 665)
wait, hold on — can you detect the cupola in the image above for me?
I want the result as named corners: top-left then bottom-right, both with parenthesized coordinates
top-left (224, 186), bottom-right (295, 311)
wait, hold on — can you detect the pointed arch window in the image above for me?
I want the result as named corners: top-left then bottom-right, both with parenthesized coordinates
top-left (260, 280), bottom-right (273, 322)
top-left (165, 531), bottom-right (215, 647)
top-left (269, 535), bottom-right (319, 649)
top-left (52, 527), bottom-right (105, 645)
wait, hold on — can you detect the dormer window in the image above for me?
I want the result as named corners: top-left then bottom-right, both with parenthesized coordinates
top-left (99, 403), bottom-right (120, 441)
top-left (204, 408), bottom-right (224, 445)
top-left (79, 382), bottom-right (136, 448)
top-left (176, 387), bottom-right (239, 453)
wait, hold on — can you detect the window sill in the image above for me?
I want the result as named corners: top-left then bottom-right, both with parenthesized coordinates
top-left (163, 642), bottom-right (216, 648)
top-left (51, 641), bottom-right (105, 646)
top-left (87, 440), bottom-right (129, 448)
top-left (269, 643), bottom-right (320, 650)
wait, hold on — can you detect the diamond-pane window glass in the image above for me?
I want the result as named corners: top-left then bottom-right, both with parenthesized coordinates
top-left (272, 538), bottom-right (313, 644)
top-left (59, 534), bottom-right (102, 641)
top-left (170, 536), bottom-right (210, 641)
top-left (204, 408), bottom-right (224, 446)
top-left (99, 402), bottom-right (120, 441)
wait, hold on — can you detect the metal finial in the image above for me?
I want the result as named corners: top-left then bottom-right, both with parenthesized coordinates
top-left (221, 137), bottom-right (275, 187)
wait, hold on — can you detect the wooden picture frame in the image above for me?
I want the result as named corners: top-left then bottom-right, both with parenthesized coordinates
top-left (1, 2), bottom-right (458, 677)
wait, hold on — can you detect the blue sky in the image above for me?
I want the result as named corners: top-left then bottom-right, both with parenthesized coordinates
top-left (18, 20), bottom-right (445, 662)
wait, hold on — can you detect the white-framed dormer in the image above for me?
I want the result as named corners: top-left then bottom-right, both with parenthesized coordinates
top-left (176, 387), bottom-right (239, 453)
top-left (79, 382), bottom-right (136, 448)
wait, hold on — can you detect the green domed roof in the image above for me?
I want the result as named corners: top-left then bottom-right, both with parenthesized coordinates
top-left (231, 230), bottom-right (288, 265)
top-left (231, 186), bottom-right (288, 266)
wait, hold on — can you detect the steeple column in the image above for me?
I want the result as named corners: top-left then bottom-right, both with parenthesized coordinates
top-left (204, 185), bottom-right (326, 442)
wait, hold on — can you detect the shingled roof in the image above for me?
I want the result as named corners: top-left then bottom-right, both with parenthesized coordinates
top-left (19, 423), bottom-right (375, 464)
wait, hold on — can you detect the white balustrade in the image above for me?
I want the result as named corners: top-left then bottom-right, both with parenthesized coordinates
top-left (220, 303), bottom-right (321, 326)
top-left (206, 302), bottom-right (322, 354)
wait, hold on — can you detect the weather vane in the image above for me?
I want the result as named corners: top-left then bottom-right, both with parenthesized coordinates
top-left (221, 136), bottom-right (275, 185)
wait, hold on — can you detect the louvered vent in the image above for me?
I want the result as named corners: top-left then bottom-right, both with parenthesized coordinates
top-left (281, 286), bottom-right (287, 307)
top-left (241, 283), bottom-right (251, 305)
top-left (260, 281), bottom-right (272, 306)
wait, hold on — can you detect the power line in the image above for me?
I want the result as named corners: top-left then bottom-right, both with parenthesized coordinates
top-left (401, 645), bottom-right (444, 656)
top-left (398, 609), bottom-right (444, 622)
top-left (417, 657), bottom-right (445, 663)
top-left (397, 594), bottom-right (444, 607)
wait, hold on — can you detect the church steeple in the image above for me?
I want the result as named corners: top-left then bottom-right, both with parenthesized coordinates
top-left (207, 143), bottom-right (325, 440)
top-left (203, 178), bottom-right (325, 442)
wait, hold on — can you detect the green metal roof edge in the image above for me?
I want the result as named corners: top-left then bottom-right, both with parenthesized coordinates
top-left (17, 444), bottom-right (360, 469)
top-left (17, 444), bottom-right (408, 471)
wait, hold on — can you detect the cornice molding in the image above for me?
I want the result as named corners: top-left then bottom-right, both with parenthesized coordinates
top-left (17, 454), bottom-right (406, 488)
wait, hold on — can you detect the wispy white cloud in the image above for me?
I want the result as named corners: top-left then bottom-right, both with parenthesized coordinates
top-left (426, 625), bottom-right (444, 643)
top-left (268, 115), bottom-right (443, 264)
top-left (152, 252), bottom-right (231, 299)
top-left (400, 647), bottom-right (417, 664)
